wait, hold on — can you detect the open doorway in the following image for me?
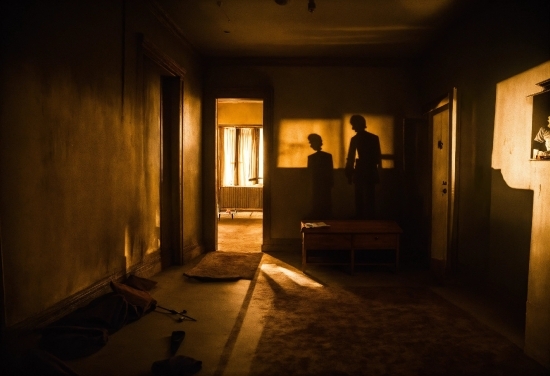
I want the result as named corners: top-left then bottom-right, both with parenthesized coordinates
top-left (140, 46), bottom-right (185, 269)
top-left (216, 98), bottom-right (264, 252)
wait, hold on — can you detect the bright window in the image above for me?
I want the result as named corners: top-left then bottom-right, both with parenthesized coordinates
top-left (219, 126), bottom-right (263, 186)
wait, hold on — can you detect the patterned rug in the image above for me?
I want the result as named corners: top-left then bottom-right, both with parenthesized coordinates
top-left (240, 262), bottom-right (548, 376)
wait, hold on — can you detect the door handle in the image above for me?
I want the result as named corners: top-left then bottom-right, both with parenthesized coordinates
top-left (442, 188), bottom-right (447, 194)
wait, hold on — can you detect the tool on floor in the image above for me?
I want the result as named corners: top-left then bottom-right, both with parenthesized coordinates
top-left (157, 305), bottom-right (197, 322)
top-left (170, 330), bottom-right (185, 355)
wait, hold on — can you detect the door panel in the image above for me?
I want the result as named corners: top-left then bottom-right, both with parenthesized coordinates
top-left (430, 104), bottom-right (451, 276)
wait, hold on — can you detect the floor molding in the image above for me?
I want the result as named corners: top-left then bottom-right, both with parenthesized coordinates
top-left (9, 250), bottom-right (162, 331)
top-left (262, 238), bottom-right (301, 252)
top-left (183, 244), bottom-right (204, 263)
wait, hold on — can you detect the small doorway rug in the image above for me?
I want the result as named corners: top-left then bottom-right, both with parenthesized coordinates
top-left (184, 252), bottom-right (263, 281)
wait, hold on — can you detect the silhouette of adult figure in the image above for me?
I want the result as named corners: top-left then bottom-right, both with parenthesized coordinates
top-left (307, 134), bottom-right (333, 219)
top-left (345, 115), bottom-right (381, 219)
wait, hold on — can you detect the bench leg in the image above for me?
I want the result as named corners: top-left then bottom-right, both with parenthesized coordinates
top-left (350, 249), bottom-right (355, 275)
top-left (302, 245), bottom-right (307, 272)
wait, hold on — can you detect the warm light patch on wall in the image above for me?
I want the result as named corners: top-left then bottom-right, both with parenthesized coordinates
top-left (492, 61), bottom-right (550, 188)
top-left (277, 115), bottom-right (395, 169)
top-left (277, 119), bottom-right (341, 168)
top-left (124, 225), bottom-right (131, 271)
top-left (382, 160), bottom-right (395, 169)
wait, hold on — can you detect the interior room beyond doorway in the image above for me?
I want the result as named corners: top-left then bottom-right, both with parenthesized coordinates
top-left (216, 98), bottom-right (264, 253)
top-left (217, 211), bottom-right (263, 252)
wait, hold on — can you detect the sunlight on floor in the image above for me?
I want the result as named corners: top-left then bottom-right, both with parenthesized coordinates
top-left (261, 263), bottom-right (323, 288)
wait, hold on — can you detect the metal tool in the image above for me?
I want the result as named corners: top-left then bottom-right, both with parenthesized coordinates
top-left (157, 305), bottom-right (197, 322)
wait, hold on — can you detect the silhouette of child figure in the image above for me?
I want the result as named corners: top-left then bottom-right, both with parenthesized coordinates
top-left (307, 134), bottom-right (333, 219)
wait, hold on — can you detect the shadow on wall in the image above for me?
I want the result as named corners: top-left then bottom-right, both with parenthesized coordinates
top-left (271, 114), bottom-right (406, 241)
top-left (278, 115), bottom-right (403, 221)
top-left (305, 133), bottom-right (334, 219)
top-left (488, 168), bottom-right (533, 325)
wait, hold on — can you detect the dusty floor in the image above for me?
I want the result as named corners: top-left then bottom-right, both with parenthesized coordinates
top-left (2, 213), bottom-right (544, 375)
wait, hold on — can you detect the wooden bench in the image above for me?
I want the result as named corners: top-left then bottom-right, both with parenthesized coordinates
top-left (301, 220), bottom-right (402, 273)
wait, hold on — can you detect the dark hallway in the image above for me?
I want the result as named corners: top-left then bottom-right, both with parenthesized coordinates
top-left (1, 0), bottom-right (550, 374)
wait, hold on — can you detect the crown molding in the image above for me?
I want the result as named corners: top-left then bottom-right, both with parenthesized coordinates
top-left (138, 33), bottom-right (187, 77)
top-left (146, 0), bottom-right (200, 60)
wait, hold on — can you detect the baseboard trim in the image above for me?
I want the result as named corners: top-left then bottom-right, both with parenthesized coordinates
top-left (262, 238), bottom-right (301, 252)
top-left (9, 250), bottom-right (162, 331)
top-left (182, 244), bottom-right (204, 263)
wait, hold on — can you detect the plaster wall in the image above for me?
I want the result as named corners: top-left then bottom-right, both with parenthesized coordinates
top-left (0, 0), bottom-right (203, 326)
top-left (492, 61), bottom-right (550, 368)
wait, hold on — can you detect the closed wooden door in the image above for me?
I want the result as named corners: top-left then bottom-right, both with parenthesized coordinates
top-left (430, 103), bottom-right (451, 277)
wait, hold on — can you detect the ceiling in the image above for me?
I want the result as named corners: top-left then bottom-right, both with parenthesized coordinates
top-left (155, 0), bottom-right (472, 59)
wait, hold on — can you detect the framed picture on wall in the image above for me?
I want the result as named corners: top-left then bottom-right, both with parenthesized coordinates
top-left (530, 79), bottom-right (550, 160)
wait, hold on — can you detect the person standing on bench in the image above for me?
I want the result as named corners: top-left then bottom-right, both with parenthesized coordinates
top-left (345, 114), bottom-right (381, 219)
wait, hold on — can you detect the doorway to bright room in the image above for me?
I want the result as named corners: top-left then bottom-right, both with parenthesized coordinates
top-left (216, 98), bottom-right (263, 253)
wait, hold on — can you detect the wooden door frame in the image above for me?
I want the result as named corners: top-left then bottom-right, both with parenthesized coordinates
top-left (203, 87), bottom-right (273, 252)
top-left (140, 35), bottom-right (186, 266)
top-left (0, 223), bottom-right (4, 332)
top-left (427, 88), bottom-right (459, 277)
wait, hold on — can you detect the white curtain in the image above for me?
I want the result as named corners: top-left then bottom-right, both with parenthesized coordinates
top-left (238, 128), bottom-right (253, 186)
top-left (221, 127), bottom-right (262, 187)
top-left (222, 127), bottom-right (236, 186)
top-left (259, 128), bottom-right (263, 184)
